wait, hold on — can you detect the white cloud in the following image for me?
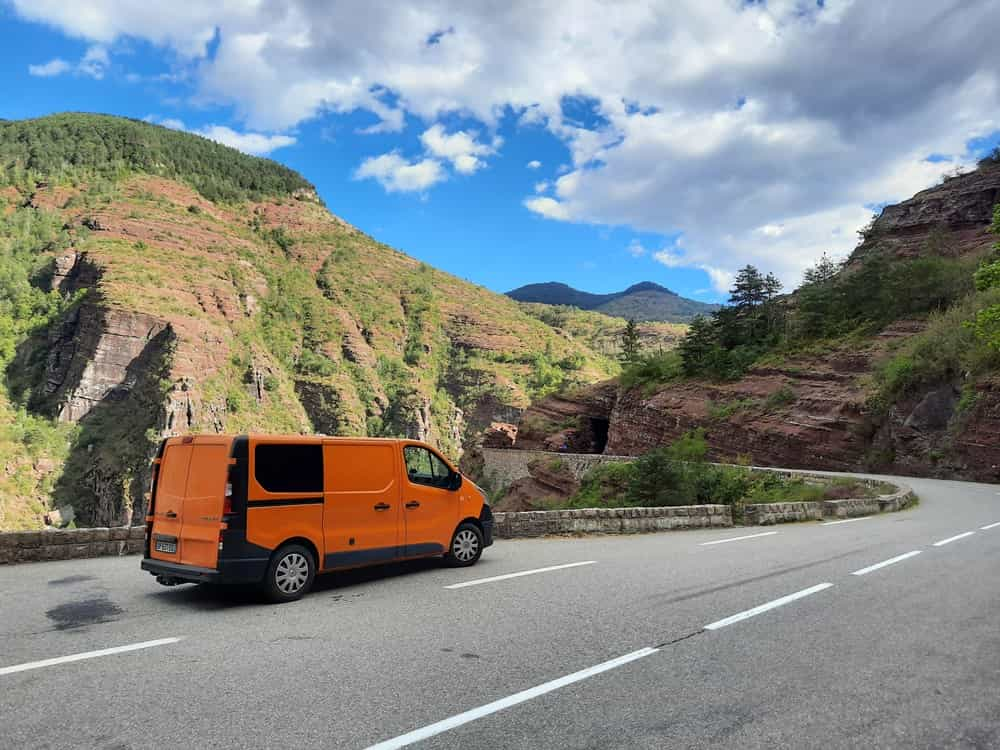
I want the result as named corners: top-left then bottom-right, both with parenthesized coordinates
top-left (523, 196), bottom-right (571, 221)
top-left (197, 125), bottom-right (296, 156)
top-left (527, 160), bottom-right (542, 169)
top-left (419, 124), bottom-right (498, 174)
top-left (627, 240), bottom-right (646, 257)
top-left (533, 180), bottom-right (550, 194)
top-left (12, 1), bottom-right (1000, 286)
top-left (144, 116), bottom-right (295, 156)
top-left (355, 152), bottom-right (445, 193)
top-left (78, 45), bottom-right (109, 79)
top-left (28, 58), bottom-right (72, 77)
top-left (28, 45), bottom-right (108, 79)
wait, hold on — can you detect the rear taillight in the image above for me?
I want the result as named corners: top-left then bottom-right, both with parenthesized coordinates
top-left (218, 529), bottom-right (224, 551)
top-left (223, 482), bottom-right (233, 514)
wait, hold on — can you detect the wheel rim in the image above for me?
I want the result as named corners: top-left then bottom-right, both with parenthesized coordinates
top-left (275, 552), bottom-right (309, 594)
top-left (453, 529), bottom-right (479, 562)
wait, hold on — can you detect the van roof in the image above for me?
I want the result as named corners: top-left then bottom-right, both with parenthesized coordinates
top-left (161, 434), bottom-right (435, 447)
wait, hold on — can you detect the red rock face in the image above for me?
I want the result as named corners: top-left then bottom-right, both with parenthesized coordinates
top-left (511, 163), bottom-right (1000, 483)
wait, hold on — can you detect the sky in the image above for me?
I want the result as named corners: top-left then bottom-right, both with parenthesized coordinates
top-left (2, 1), bottom-right (1000, 303)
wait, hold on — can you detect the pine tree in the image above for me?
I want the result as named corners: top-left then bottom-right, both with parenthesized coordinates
top-left (619, 318), bottom-right (641, 365)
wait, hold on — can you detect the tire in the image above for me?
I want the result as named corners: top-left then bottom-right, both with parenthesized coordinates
top-left (262, 544), bottom-right (316, 603)
top-left (444, 523), bottom-right (484, 567)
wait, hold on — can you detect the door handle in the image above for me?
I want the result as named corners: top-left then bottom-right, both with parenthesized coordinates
top-left (165, 511), bottom-right (178, 519)
top-left (373, 503), bottom-right (391, 511)
top-left (405, 501), bottom-right (421, 509)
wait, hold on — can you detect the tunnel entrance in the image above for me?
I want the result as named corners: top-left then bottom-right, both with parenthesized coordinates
top-left (589, 417), bottom-right (609, 454)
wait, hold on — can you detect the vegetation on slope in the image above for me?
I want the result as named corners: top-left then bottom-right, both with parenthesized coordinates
top-left (620, 199), bottom-right (999, 393)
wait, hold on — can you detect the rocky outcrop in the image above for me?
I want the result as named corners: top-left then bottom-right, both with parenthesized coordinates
top-left (37, 304), bottom-right (170, 422)
top-left (515, 380), bottom-right (618, 452)
top-left (851, 161), bottom-right (1000, 263)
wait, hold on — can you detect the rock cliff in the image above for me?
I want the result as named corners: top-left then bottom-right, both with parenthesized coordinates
top-left (510, 163), bottom-right (1000, 482)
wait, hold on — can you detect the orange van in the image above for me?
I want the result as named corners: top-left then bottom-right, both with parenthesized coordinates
top-left (140, 434), bottom-right (494, 601)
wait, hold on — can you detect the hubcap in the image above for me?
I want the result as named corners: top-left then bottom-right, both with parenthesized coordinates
top-left (453, 529), bottom-right (479, 562)
top-left (275, 552), bottom-right (309, 594)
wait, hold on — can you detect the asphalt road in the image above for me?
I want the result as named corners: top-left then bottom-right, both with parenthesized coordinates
top-left (1, 471), bottom-right (998, 749)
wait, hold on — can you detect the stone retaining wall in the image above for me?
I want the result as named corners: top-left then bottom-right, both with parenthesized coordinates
top-left (0, 526), bottom-right (144, 565)
top-left (822, 498), bottom-right (881, 518)
top-left (742, 502), bottom-right (824, 526)
top-left (493, 504), bottom-right (732, 538)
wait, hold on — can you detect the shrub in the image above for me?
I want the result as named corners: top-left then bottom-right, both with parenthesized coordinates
top-left (764, 385), bottom-right (796, 410)
top-left (620, 350), bottom-right (683, 391)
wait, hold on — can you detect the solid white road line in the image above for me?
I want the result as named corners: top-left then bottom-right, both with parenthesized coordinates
top-left (981, 521), bottom-right (1000, 530)
top-left (0, 637), bottom-right (182, 676)
top-left (444, 561), bottom-right (597, 589)
top-left (822, 517), bottom-right (872, 526)
top-left (699, 531), bottom-right (778, 546)
top-left (932, 531), bottom-right (975, 547)
top-left (851, 550), bottom-right (922, 576)
top-left (704, 583), bottom-right (834, 631)
top-left (364, 647), bottom-right (659, 750)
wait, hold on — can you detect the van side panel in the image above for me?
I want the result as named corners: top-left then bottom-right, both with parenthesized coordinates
top-left (178, 440), bottom-right (229, 569)
top-left (322, 442), bottom-right (401, 570)
top-left (149, 442), bottom-right (192, 561)
top-left (245, 506), bottom-right (324, 557)
top-left (245, 437), bottom-right (325, 562)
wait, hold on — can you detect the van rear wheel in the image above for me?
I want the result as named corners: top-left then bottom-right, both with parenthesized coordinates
top-left (263, 544), bottom-right (315, 603)
top-left (444, 523), bottom-right (484, 567)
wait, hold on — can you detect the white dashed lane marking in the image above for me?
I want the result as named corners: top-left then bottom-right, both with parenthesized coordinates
top-left (932, 532), bottom-right (975, 547)
top-left (851, 550), bottom-right (922, 576)
top-left (699, 531), bottom-right (778, 546)
top-left (0, 638), bottom-right (183, 676)
top-left (445, 561), bottom-right (597, 589)
top-left (704, 583), bottom-right (834, 631)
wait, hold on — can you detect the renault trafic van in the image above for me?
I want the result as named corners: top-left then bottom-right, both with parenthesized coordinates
top-left (140, 435), bottom-right (494, 602)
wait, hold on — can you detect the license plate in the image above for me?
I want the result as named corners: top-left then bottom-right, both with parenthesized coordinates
top-left (155, 540), bottom-right (177, 554)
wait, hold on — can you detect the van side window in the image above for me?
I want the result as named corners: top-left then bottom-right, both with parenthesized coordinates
top-left (255, 443), bottom-right (323, 493)
top-left (404, 446), bottom-right (451, 488)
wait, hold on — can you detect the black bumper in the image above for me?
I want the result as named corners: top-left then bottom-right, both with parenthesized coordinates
top-left (480, 504), bottom-right (495, 547)
top-left (141, 556), bottom-right (269, 585)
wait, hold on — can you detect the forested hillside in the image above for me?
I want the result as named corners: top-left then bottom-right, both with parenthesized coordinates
top-left (0, 113), bottom-right (681, 530)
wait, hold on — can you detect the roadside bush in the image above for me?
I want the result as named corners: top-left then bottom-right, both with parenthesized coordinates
top-left (571, 462), bottom-right (637, 508)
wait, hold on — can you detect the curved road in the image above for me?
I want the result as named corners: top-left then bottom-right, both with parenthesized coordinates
top-left (1, 472), bottom-right (998, 749)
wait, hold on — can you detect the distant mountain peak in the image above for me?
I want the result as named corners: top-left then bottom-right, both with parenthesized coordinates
top-left (622, 281), bottom-right (676, 296)
top-left (506, 280), bottom-right (718, 323)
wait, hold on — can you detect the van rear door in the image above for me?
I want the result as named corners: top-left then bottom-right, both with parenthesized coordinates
top-left (150, 441), bottom-right (192, 562)
top-left (149, 437), bottom-right (230, 569)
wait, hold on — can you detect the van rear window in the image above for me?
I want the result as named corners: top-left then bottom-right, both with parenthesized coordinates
top-left (254, 443), bottom-right (323, 494)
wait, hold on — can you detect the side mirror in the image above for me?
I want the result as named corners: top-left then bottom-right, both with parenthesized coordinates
top-left (448, 472), bottom-right (462, 491)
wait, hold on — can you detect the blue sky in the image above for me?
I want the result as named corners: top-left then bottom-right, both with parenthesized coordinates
top-left (3, 1), bottom-right (999, 303)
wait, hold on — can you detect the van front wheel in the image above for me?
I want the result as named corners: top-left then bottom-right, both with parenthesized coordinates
top-left (444, 523), bottom-right (484, 567)
top-left (263, 544), bottom-right (316, 603)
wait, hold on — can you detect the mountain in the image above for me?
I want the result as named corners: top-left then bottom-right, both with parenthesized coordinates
top-left (508, 157), bottom-right (1000, 482)
top-left (506, 280), bottom-right (719, 323)
top-left (0, 113), bottom-right (682, 530)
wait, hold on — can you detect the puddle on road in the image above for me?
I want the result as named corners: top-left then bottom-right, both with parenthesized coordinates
top-left (47, 575), bottom-right (97, 586)
top-left (45, 596), bottom-right (123, 630)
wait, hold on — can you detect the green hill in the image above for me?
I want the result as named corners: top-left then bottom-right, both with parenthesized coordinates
top-left (0, 113), bottom-right (684, 530)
